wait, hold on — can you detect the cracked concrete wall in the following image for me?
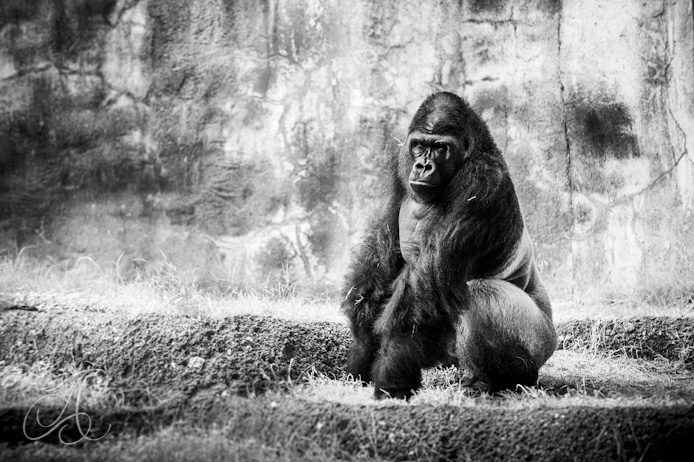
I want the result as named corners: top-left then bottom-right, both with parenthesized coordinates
top-left (0, 0), bottom-right (692, 303)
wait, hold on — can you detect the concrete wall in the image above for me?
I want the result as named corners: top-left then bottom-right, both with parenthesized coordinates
top-left (1, 0), bottom-right (692, 303)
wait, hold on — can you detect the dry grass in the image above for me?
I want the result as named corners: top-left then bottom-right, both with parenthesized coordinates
top-left (3, 249), bottom-right (692, 326)
top-left (0, 249), bottom-right (345, 323)
top-left (552, 298), bottom-right (694, 323)
top-left (288, 349), bottom-right (694, 409)
top-left (0, 362), bottom-right (114, 409)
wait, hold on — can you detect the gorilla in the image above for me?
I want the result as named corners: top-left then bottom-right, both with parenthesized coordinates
top-left (342, 92), bottom-right (557, 399)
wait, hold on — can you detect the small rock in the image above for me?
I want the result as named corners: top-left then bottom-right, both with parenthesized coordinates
top-left (624, 322), bottom-right (635, 333)
top-left (187, 356), bottom-right (205, 369)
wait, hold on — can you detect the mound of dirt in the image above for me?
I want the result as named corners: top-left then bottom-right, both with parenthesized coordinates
top-left (2, 306), bottom-right (692, 394)
top-left (557, 317), bottom-right (694, 365)
top-left (0, 308), bottom-right (351, 395)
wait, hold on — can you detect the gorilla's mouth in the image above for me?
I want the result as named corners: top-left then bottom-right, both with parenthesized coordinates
top-left (409, 180), bottom-right (439, 199)
top-left (409, 180), bottom-right (438, 188)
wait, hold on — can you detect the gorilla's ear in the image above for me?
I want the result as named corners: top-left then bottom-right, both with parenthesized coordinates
top-left (463, 136), bottom-right (475, 159)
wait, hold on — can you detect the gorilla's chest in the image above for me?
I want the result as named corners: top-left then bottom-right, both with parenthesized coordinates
top-left (398, 200), bottom-right (436, 264)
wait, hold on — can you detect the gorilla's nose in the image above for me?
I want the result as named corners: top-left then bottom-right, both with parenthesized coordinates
top-left (414, 159), bottom-right (435, 175)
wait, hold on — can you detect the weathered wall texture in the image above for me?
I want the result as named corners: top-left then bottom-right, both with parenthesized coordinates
top-left (1, 0), bottom-right (692, 303)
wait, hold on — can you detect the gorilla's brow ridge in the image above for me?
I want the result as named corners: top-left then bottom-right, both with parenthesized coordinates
top-left (410, 93), bottom-right (468, 136)
top-left (420, 108), bottom-right (465, 136)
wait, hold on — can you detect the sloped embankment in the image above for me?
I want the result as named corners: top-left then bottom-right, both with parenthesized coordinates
top-left (0, 306), bottom-right (350, 395)
top-left (1, 301), bottom-right (694, 461)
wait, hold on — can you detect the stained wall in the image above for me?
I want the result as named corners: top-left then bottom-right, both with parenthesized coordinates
top-left (1, 0), bottom-right (692, 303)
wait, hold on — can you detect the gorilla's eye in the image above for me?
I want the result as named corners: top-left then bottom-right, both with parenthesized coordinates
top-left (434, 143), bottom-right (448, 157)
top-left (411, 140), bottom-right (424, 153)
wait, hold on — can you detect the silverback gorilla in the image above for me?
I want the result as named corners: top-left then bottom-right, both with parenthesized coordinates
top-left (342, 92), bottom-right (557, 400)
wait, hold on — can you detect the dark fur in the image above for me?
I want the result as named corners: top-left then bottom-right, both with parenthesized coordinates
top-left (342, 92), bottom-right (556, 399)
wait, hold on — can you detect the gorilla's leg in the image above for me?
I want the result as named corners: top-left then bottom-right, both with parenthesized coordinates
top-left (371, 328), bottom-right (453, 400)
top-left (456, 279), bottom-right (556, 392)
top-left (371, 334), bottom-right (425, 400)
top-left (346, 338), bottom-right (377, 383)
top-left (367, 267), bottom-right (456, 399)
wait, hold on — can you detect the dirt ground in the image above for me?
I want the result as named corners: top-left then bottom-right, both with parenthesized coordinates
top-left (1, 295), bottom-right (693, 461)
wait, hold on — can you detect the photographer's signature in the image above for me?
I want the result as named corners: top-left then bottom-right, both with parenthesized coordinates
top-left (23, 369), bottom-right (111, 444)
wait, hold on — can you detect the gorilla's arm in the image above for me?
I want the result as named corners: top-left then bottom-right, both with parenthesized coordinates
top-left (341, 192), bottom-right (405, 381)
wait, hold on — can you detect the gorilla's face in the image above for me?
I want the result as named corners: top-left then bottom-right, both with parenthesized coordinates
top-left (399, 93), bottom-right (474, 203)
top-left (401, 129), bottom-right (472, 204)
top-left (404, 134), bottom-right (462, 202)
